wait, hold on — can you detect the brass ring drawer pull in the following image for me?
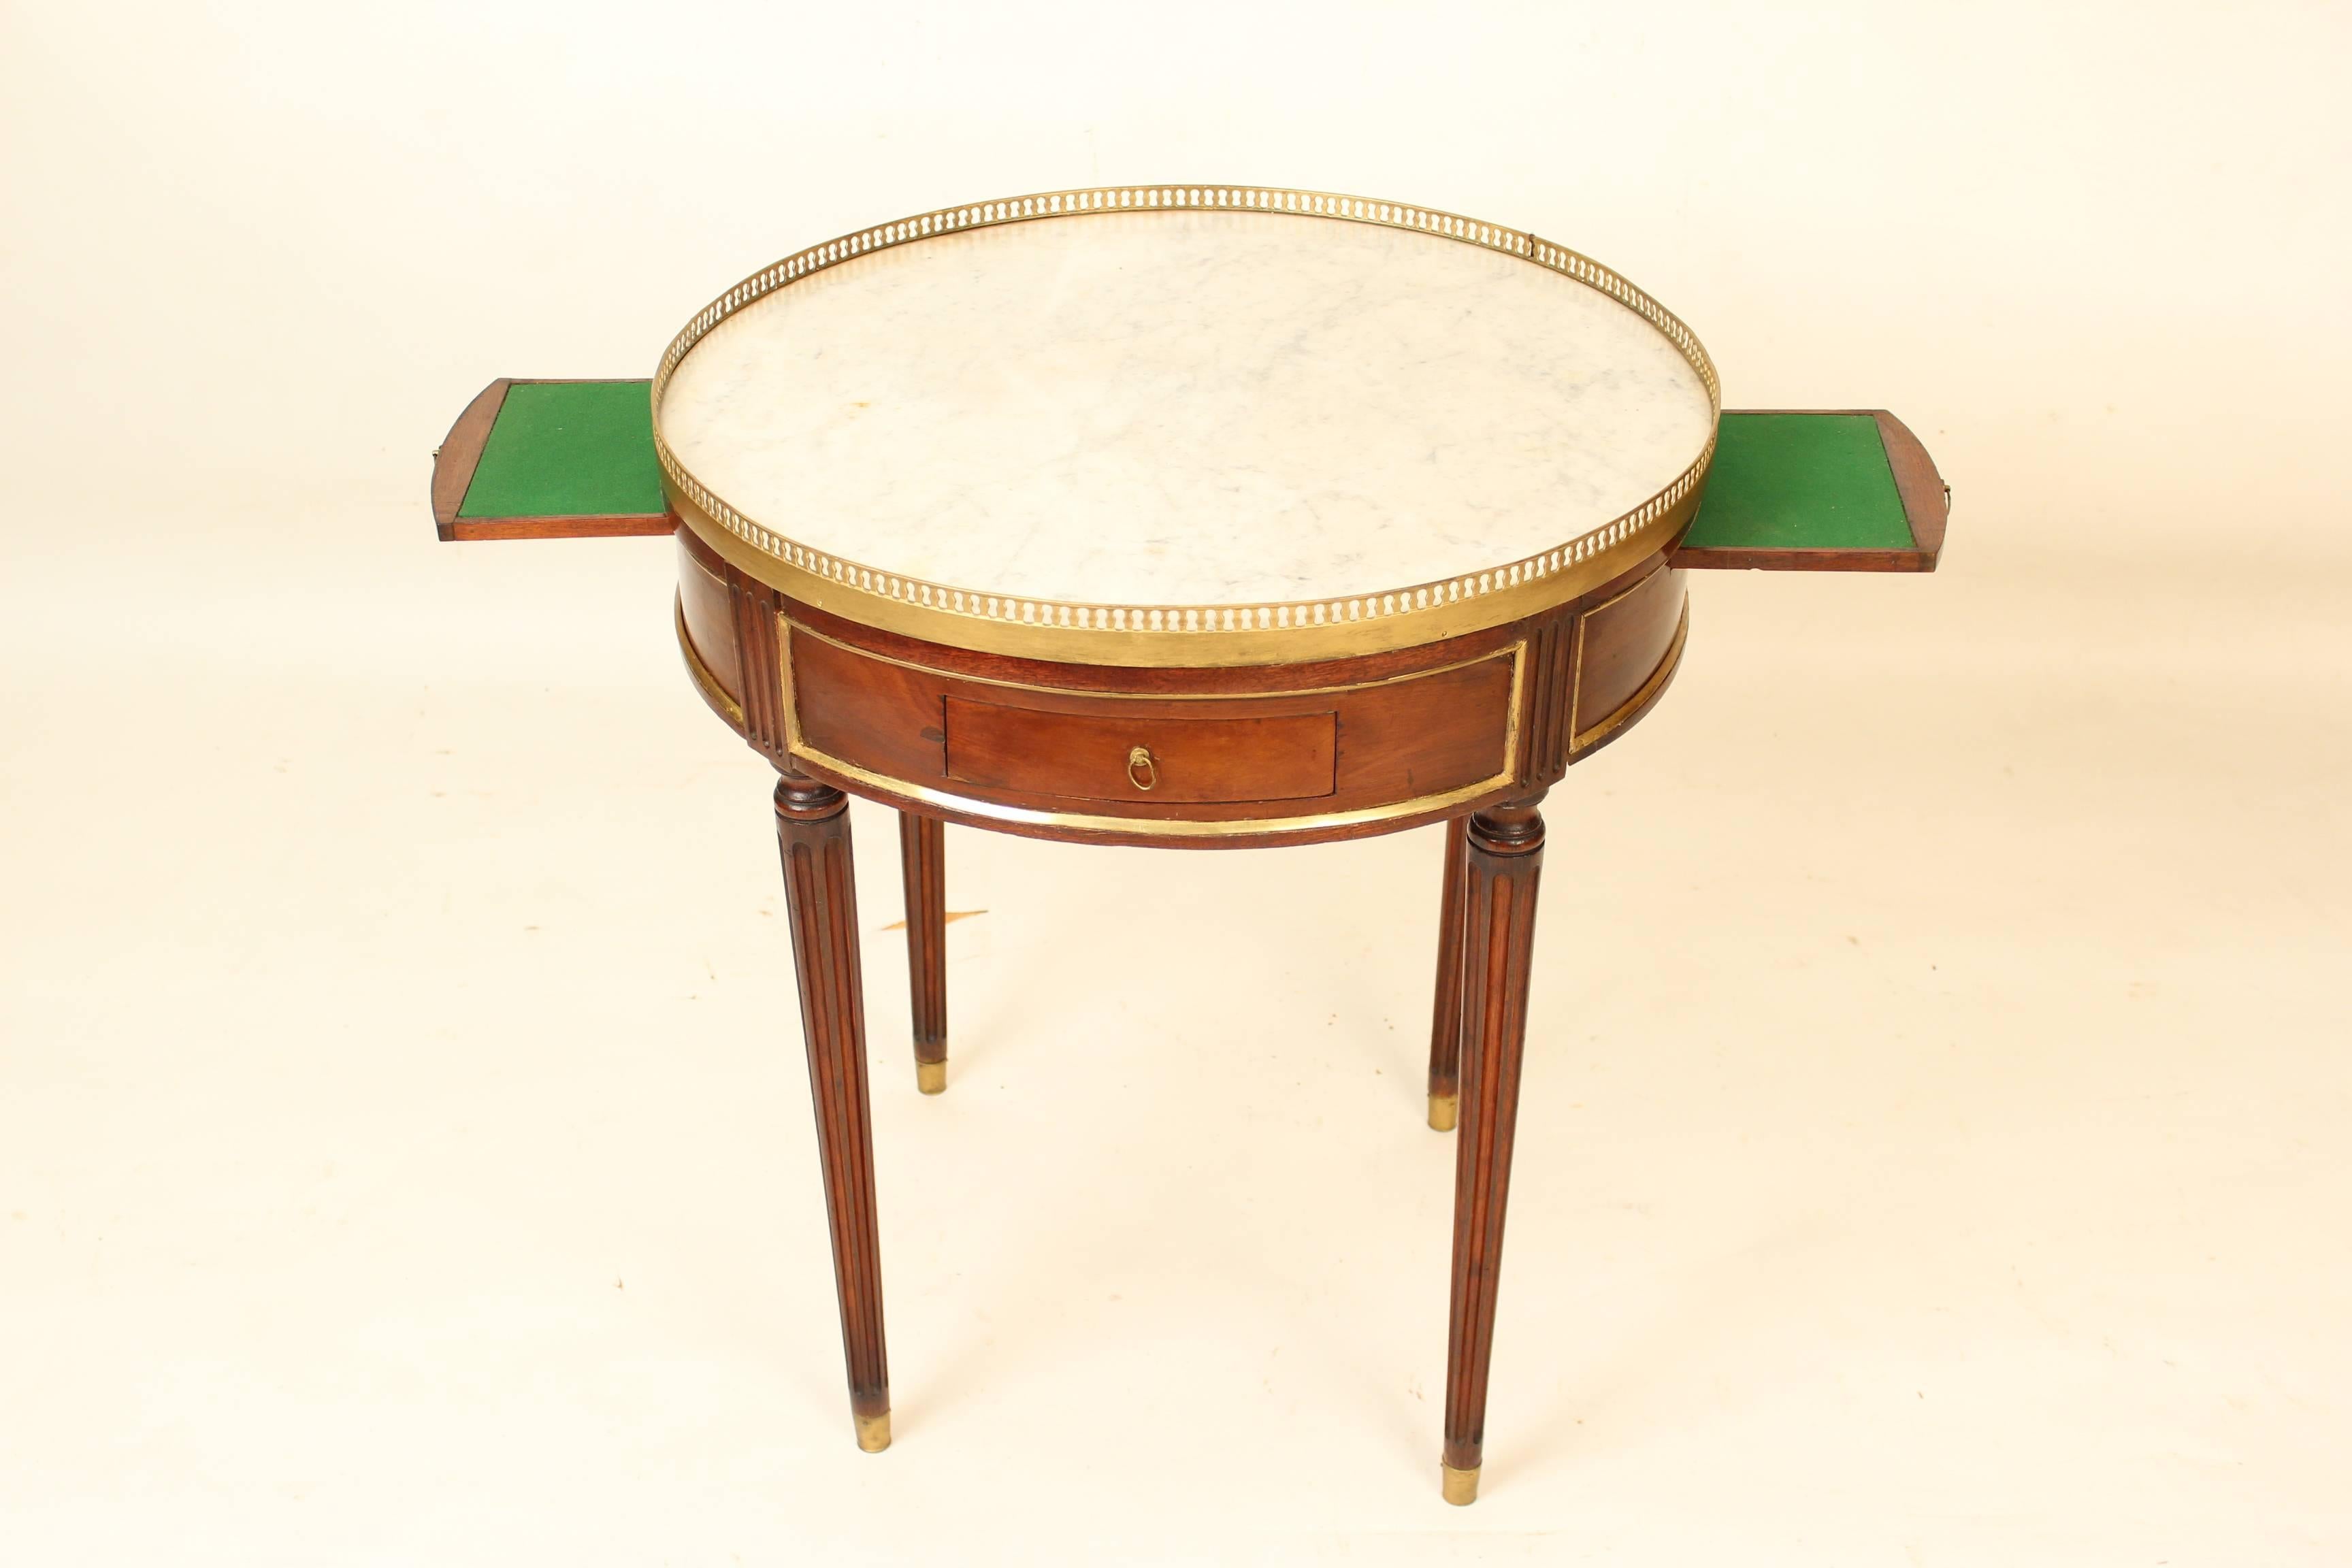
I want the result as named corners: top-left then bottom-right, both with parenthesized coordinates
top-left (1126, 745), bottom-right (1158, 791)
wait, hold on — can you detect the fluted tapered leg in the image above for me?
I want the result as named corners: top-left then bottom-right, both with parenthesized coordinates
top-left (898, 811), bottom-right (948, 1095)
top-left (1441, 794), bottom-right (1546, 1504)
top-left (774, 775), bottom-right (891, 1454)
top-left (1426, 815), bottom-right (1470, 1131)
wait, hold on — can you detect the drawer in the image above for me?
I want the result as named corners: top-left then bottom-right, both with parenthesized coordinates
top-left (944, 698), bottom-right (1336, 805)
top-left (781, 615), bottom-right (1518, 834)
top-left (1571, 564), bottom-right (1686, 749)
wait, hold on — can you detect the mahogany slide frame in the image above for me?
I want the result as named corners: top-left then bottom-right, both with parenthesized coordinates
top-left (429, 378), bottom-right (675, 542)
top-left (1669, 408), bottom-right (1949, 574)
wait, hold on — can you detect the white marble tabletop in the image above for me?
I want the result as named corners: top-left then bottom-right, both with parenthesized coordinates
top-left (660, 207), bottom-right (1713, 609)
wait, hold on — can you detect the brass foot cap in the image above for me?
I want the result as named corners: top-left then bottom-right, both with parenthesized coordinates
top-left (1428, 1092), bottom-right (1459, 1132)
top-left (855, 1411), bottom-right (892, 1453)
top-left (1441, 1462), bottom-right (1480, 1505)
top-left (916, 1061), bottom-right (947, 1096)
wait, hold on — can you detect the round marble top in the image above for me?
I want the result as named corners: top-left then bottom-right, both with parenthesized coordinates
top-left (659, 197), bottom-right (1715, 622)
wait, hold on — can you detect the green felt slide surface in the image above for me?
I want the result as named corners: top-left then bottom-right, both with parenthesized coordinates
top-left (452, 388), bottom-right (1916, 559)
top-left (459, 380), bottom-right (664, 518)
top-left (1682, 413), bottom-right (1914, 552)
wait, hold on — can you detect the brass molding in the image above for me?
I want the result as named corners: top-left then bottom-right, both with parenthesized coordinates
top-left (675, 593), bottom-right (745, 729)
top-left (655, 184), bottom-right (1718, 669)
top-left (783, 749), bottom-right (1512, 842)
top-left (772, 616), bottom-right (1526, 843)
top-left (781, 614), bottom-right (1519, 702)
top-left (1570, 598), bottom-right (1690, 754)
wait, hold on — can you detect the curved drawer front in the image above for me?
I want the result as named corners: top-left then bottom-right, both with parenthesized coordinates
top-left (781, 617), bottom-right (1519, 836)
top-left (676, 531), bottom-right (742, 703)
top-left (946, 699), bottom-right (1336, 805)
top-left (1571, 564), bottom-right (1687, 753)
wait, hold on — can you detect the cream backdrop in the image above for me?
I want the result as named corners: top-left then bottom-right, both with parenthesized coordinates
top-left (2, 3), bottom-right (2347, 1565)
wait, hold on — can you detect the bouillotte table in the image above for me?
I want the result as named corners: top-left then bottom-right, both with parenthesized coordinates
top-left (430, 185), bottom-right (1949, 1505)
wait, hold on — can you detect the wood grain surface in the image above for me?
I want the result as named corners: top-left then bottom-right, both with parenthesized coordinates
top-left (945, 699), bottom-right (1337, 804)
top-left (773, 775), bottom-right (891, 1437)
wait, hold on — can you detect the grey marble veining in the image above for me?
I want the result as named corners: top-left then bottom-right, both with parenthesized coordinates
top-left (661, 210), bottom-right (1714, 608)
